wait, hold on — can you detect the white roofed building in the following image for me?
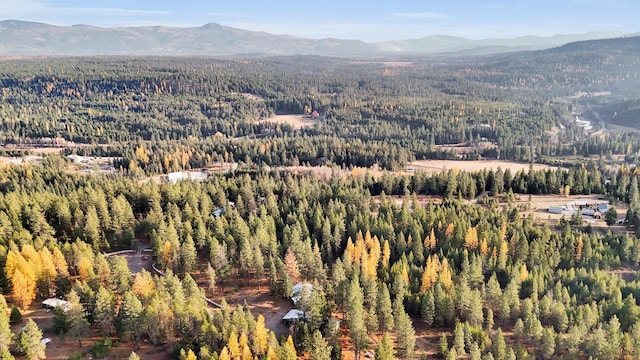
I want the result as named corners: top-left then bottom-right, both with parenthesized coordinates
top-left (42, 298), bottom-right (71, 312)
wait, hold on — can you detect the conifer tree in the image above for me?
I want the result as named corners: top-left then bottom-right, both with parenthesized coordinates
top-left (376, 332), bottom-right (394, 360)
top-left (279, 336), bottom-right (297, 360)
top-left (118, 291), bottom-right (144, 348)
top-left (377, 284), bottom-right (394, 333)
top-left (308, 330), bottom-right (331, 360)
top-left (0, 296), bottom-right (12, 350)
top-left (491, 328), bottom-right (507, 360)
top-left (66, 290), bottom-right (89, 347)
top-left (253, 314), bottom-right (269, 356)
top-left (453, 322), bottom-right (466, 355)
top-left (0, 347), bottom-right (14, 360)
top-left (421, 291), bottom-right (435, 326)
top-left (17, 319), bottom-right (45, 360)
top-left (394, 297), bottom-right (416, 360)
top-left (347, 274), bottom-right (368, 360)
top-left (180, 234), bottom-right (197, 273)
top-left (437, 333), bottom-right (449, 359)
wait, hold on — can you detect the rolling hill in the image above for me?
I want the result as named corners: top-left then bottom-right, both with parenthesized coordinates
top-left (0, 20), bottom-right (633, 56)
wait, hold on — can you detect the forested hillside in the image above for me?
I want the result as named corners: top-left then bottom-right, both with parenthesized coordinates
top-left (0, 37), bottom-right (638, 359)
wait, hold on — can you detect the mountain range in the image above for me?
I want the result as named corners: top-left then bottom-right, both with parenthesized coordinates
top-left (0, 20), bottom-right (635, 57)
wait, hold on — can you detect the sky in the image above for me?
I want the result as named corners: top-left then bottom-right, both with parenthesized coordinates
top-left (0, 0), bottom-right (638, 41)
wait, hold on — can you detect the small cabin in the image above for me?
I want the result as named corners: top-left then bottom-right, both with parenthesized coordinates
top-left (42, 298), bottom-right (71, 312)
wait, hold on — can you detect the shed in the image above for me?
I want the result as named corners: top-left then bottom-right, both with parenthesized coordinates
top-left (548, 206), bottom-right (565, 214)
top-left (282, 309), bottom-right (306, 324)
top-left (42, 298), bottom-right (71, 312)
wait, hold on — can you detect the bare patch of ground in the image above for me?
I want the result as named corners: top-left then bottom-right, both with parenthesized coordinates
top-left (408, 160), bottom-right (555, 174)
top-left (256, 114), bottom-right (320, 129)
top-left (217, 277), bottom-right (292, 338)
top-left (190, 269), bottom-right (291, 338)
top-left (0, 155), bottom-right (43, 166)
top-left (611, 267), bottom-right (640, 282)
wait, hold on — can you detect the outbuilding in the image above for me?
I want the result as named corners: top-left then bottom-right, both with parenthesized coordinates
top-left (42, 298), bottom-right (71, 312)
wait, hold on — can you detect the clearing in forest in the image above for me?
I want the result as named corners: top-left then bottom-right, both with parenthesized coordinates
top-left (408, 160), bottom-right (556, 174)
top-left (256, 114), bottom-right (320, 129)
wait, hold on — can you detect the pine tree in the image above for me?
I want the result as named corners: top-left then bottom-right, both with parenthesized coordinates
top-left (376, 332), bottom-right (394, 360)
top-left (0, 296), bottom-right (12, 350)
top-left (377, 284), bottom-right (394, 333)
top-left (118, 291), bottom-right (144, 348)
top-left (17, 319), bottom-right (45, 360)
top-left (0, 347), bottom-right (14, 360)
top-left (491, 328), bottom-right (507, 360)
top-left (347, 274), bottom-right (368, 360)
top-left (540, 327), bottom-right (556, 359)
top-left (279, 336), bottom-right (297, 360)
top-left (453, 322), bottom-right (466, 355)
top-left (308, 330), bottom-right (331, 360)
top-left (180, 234), bottom-right (197, 274)
top-left (437, 333), bottom-right (449, 359)
top-left (66, 290), bottom-right (89, 347)
top-left (421, 291), bottom-right (435, 326)
top-left (469, 342), bottom-right (481, 360)
top-left (394, 298), bottom-right (416, 360)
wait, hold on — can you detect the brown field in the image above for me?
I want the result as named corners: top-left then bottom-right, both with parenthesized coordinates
top-left (256, 114), bottom-right (320, 129)
top-left (408, 160), bottom-right (555, 174)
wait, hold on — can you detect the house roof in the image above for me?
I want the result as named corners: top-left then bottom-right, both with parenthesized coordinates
top-left (42, 298), bottom-right (71, 311)
top-left (282, 309), bottom-right (305, 321)
top-left (292, 282), bottom-right (312, 297)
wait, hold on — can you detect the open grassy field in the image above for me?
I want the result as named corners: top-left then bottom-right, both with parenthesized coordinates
top-left (408, 160), bottom-right (556, 174)
top-left (256, 114), bottom-right (320, 129)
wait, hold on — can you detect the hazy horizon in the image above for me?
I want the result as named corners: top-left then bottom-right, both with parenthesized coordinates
top-left (0, 0), bottom-right (638, 42)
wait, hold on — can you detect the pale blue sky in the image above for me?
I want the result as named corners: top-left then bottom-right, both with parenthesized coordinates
top-left (0, 0), bottom-right (638, 41)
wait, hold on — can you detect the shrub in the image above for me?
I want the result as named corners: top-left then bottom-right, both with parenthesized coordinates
top-left (9, 307), bottom-right (22, 324)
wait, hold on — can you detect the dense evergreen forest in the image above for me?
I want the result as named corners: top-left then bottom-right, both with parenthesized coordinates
top-left (0, 37), bottom-right (639, 359)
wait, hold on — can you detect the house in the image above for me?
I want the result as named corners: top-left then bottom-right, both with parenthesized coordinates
top-left (282, 309), bottom-right (306, 325)
top-left (165, 171), bottom-right (208, 184)
top-left (42, 298), bottom-right (71, 312)
top-left (291, 282), bottom-right (313, 304)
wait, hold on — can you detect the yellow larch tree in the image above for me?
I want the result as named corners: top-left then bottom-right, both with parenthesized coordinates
top-left (381, 239), bottom-right (391, 269)
top-left (52, 247), bottom-right (69, 276)
top-left (445, 223), bottom-right (455, 238)
top-left (10, 257), bottom-right (37, 309)
top-left (498, 240), bottom-right (509, 269)
top-left (218, 347), bottom-right (231, 360)
top-left (420, 254), bottom-right (441, 292)
top-left (479, 238), bottom-right (489, 256)
top-left (424, 228), bottom-right (437, 250)
top-left (576, 235), bottom-right (583, 262)
top-left (77, 256), bottom-right (95, 281)
top-left (439, 258), bottom-right (453, 289)
top-left (132, 272), bottom-right (156, 301)
top-left (344, 237), bottom-right (355, 263)
top-left (464, 226), bottom-right (479, 249)
top-left (266, 346), bottom-right (278, 360)
top-left (252, 314), bottom-right (269, 356)
top-left (227, 331), bottom-right (240, 359)
top-left (519, 263), bottom-right (529, 282)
